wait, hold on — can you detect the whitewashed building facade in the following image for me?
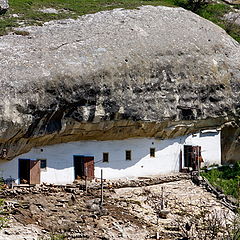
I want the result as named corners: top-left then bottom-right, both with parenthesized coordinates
top-left (0, 129), bottom-right (221, 185)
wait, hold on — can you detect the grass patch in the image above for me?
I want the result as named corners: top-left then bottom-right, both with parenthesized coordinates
top-left (0, 0), bottom-right (176, 35)
top-left (174, 0), bottom-right (240, 42)
top-left (201, 161), bottom-right (240, 199)
top-left (49, 233), bottom-right (65, 240)
top-left (0, 0), bottom-right (239, 42)
top-left (198, 4), bottom-right (240, 43)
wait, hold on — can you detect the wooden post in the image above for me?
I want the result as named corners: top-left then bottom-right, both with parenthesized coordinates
top-left (85, 166), bottom-right (88, 193)
top-left (198, 147), bottom-right (200, 176)
top-left (161, 186), bottom-right (164, 210)
top-left (179, 149), bottom-right (182, 172)
top-left (100, 169), bottom-right (103, 206)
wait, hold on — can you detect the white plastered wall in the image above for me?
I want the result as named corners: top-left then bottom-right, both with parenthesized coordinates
top-left (0, 129), bottom-right (221, 184)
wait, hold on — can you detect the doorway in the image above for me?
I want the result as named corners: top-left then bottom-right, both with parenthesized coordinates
top-left (183, 145), bottom-right (202, 170)
top-left (18, 159), bottom-right (40, 184)
top-left (74, 155), bottom-right (94, 180)
top-left (19, 159), bottom-right (30, 184)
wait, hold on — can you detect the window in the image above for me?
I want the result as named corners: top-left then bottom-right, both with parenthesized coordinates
top-left (39, 159), bottom-right (47, 170)
top-left (103, 152), bottom-right (109, 163)
top-left (150, 148), bottom-right (155, 157)
top-left (126, 150), bottom-right (131, 160)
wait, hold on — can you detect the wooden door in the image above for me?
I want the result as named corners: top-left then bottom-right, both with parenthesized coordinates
top-left (184, 145), bottom-right (202, 170)
top-left (84, 156), bottom-right (94, 180)
top-left (30, 160), bottom-right (40, 184)
top-left (192, 146), bottom-right (201, 170)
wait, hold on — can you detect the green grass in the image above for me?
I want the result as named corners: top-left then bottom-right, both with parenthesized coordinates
top-left (0, 0), bottom-right (239, 41)
top-left (201, 162), bottom-right (240, 199)
top-left (198, 4), bottom-right (240, 43)
top-left (0, 0), bottom-right (176, 35)
top-left (174, 0), bottom-right (240, 42)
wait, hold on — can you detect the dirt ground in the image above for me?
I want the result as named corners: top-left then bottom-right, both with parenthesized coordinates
top-left (0, 178), bottom-right (237, 240)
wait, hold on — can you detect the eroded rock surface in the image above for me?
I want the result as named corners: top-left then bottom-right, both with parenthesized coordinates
top-left (0, 6), bottom-right (239, 160)
top-left (0, 0), bottom-right (8, 13)
top-left (224, 10), bottom-right (240, 26)
top-left (221, 122), bottom-right (240, 162)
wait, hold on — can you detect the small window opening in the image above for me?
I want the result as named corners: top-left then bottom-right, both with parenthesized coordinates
top-left (150, 148), bottom-right (155, 157)
top-left (180, 109), bottom-right (195, 120)
top-left (126, 150), bottom-right (131, 160)
top-left (103, 152), bottom-right (109, 163)
top-left (39, 159), bottom-right (47, 170)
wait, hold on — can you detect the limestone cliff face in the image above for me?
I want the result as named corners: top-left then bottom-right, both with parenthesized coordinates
top-left (221, 122), bottom-right (240, 163)
top-left (0, 6), bottom-right (239, 161)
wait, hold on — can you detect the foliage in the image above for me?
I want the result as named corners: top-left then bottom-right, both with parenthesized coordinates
top-left (0, 216), bottom-right (7, 229)
top-left (224, 13), bottom-right (240, 43)
top-left (0, 0), bottom-right (239, 42)
top-left (174, 0), bottom-right (240, 42)
top-left (38, 233), bottom-right (65, 240)
top-left (174, 0), bottom-right (209, 12)
top-left (49, 233), bottom-right (65, 240)
top-left (0, 177), bottom-right (4, 186)
top-left (198, 4), bottom-right (240, 42)
top-left (0, 0), bottom-right (176, 36)
top-left (201, 161), bottom-right (240, 199)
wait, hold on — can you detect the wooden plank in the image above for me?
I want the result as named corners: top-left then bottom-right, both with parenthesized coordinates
top-left (84, 157), bottom-right (94, 179)
top-left (30, 160), bottom-right (40, 184)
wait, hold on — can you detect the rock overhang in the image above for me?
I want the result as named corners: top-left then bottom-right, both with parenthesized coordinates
top-left (0, 5), bottom-right (239, 160)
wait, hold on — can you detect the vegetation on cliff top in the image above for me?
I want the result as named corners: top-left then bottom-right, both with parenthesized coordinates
top-left (177, 0), bottom-right (240, 42)
top-left (0, 0), bottom-right (239, 42)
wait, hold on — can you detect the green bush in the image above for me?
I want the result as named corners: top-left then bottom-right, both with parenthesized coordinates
top-left (202, 161), bottom-right (240, 199)
top-left (174, 0), bottom-right (209, 12)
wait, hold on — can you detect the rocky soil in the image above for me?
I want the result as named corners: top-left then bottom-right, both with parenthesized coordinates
top-left (0, 175), bottom-right (237, 239)
top-left (0, 6), bottom-right (239, 162)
